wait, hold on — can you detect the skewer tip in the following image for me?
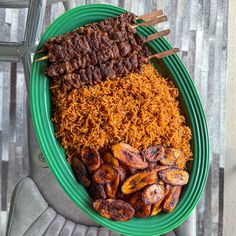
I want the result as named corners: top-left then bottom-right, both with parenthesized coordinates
top-left (33, 55), bottom-right (49, 62)
top-left (35, 49), bottom-right (44, 54)
top-left (149, 48), bottom-right (180, 60)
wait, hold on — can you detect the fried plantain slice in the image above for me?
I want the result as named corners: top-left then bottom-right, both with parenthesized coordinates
top-left (129, 167), bottom-right (139, 175)
top-left (129, 192), bottom-right (151, 218)
top-left (159, 148), bottom-right (181, 166)
top-left (119, 164), bottom-right (129, 184)
top-left (148, 162), bottom-right (158, 169)
top-left (153, 165), bottom-right (170, 172)
top-left (93, 164), bottom-right (118, 184)
top-left (163, 186), bottom-right (182, 212)
top-left (93, 199), bottom-right (135, 221)
top-left (150, 199), bottom-right (163, 216)
top-left (72, 158), bottom-right (91, 187)
top-left (105, 173), bottom-right (120, 198)
top-left (142, 184), bottom-right (165, 205)
top-left (116, 191), bottom-right (132, 202)
top-left (112, 142), bottom-right (148, 169)
top-left (159, 168), bottom-right (189, 185)
top-left (121, 169), bottom-right (158, 194)
top-left (102, 152), bottom-right (119, 168)
top-left (150, 184), bottom-right (172, 216)
top-left (142, 145), bottom-right (165, 162)
top-left (81, 146), bottom-right (101, 172)
top-left (87, 182), bottom-right (106, 200)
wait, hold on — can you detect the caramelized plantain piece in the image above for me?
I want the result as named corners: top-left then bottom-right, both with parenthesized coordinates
top-left (142, 184), bottom-right (165, 205)
top-left (116, 191), bottom-right (132, 202)
top-left (159, 168), bottom-right (189, 185)
top-left (112, 142), bottom-right (148, 169)
top-left (87, 182), bottom-right (106, 200)
top-left (93, 199), bottom-right (135, 221)
top-left (129, 167), bottom-right (139, 175)
top-left (148, 162), bottom-right (158, 169)
top-left (102, 152), bottom-right (119, 168)
top-left (142, 145), bottom-right (165, 162)
top-left (72, 158), bottom-right (91, 187)
top-left (81, 146), bottom-right (101, 172)
top-left (150, 184), bottom-right (172, 216)
top-left (153, 165), bottom-right (170, 172)
top-left (119, 164), bottom-right (129, 184)
top-left (160, 148), bottom-right (181, 166)
top-left (121, 169), bottom-right (158, 194)
top-left (129, 192), bottom-right (151, 218)
top-left (150, 199), bottom-right (163, 216)
top-left (163, 186), bottom-right (182, 212)
top-left (105, 173), bottom-right (120, 198)
top-left (93, 164), bottom-right (118, 184)
top-left (158, 180), bottom-right (165, 187)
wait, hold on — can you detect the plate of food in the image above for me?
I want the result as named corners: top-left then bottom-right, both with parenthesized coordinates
top-left (30, 4), bottom-right (209, 236)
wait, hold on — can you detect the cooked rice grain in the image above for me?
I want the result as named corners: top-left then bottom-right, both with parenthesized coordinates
top-left (51, 64), bottom-right (192, 167)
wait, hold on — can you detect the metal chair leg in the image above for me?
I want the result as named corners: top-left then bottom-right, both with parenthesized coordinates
top-left (23, 0), bottom-right (47, 94)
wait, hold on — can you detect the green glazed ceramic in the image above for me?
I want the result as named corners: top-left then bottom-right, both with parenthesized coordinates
top-left (30, 4), bottom-right (209, 236)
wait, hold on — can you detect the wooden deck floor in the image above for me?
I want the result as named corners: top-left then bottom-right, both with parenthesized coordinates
top-left (0, 0), bottom-right (228, 235)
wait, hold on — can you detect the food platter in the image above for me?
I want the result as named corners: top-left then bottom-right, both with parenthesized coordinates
top-left (30, 4), bottom-right (209, 236)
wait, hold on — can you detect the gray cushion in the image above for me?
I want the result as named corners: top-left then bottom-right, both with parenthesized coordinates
top-left (6, 177), bottom-right (196, 236)
top-left (6, 177), bottom-right (48, 236)
top-left (6, 177), bottom-right (118, 236)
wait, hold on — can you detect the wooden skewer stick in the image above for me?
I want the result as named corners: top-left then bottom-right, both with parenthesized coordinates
top-left (149, 48), bottom-right (180, 60)
top-left (50, 85), bottom-right (59, 89)
top-left (34, 55), bottom-right (49, 62)
top-left (35, 49), bottom-right (44, 54)
top-left (137, 9), bottom-right (164, 21)
top-left (132, 15), bottom-right (168, 29)
top-left (145, 29), bottom-right (171, 43)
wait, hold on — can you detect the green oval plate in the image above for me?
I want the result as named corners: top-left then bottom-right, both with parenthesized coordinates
top-left (30, 4), bottom-right (209, 236)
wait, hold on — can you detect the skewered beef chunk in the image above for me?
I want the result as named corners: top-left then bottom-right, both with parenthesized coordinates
top-left (52, 48), bottom-right (150, 91)
top-left (45, 34), bottom-right (145, 78)
top-left (44, 13), bottom-right (137, 62)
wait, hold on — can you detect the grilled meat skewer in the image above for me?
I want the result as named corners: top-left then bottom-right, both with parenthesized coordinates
top-left (45, 29), bottom-right (171, 78)
top-left (50, 47), bottom-right (151, 91)
top-left (38, 13), bottom-right (167, 63)
top-left (45, 34), bottom-right (143, 77)
top-left (50, 47), bottom-right (179, 92)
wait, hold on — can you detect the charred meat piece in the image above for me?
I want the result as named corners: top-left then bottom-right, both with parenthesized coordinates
top-left (121, 169), bottom-right (158, 194)
top-left (160, 148), bottom-right (182, 166)
top-left (142, 184), bottom-right (165, 205)
top-left (159, 168), bottom-right (189, 185)
top-left (129, 192), bottom-right (151, 218)
top-left (87, 182), bottom-right (106, 200)
top-left (112, 142), bottom-right (148, 169)
top-left (71, 158), bottom-right (91, 187)
top-left (163, 186), bottom-right (182, 212)
top-left (44, 12), bottom-right (137, 62)
top-left (93, 199), bottom-right (135, 221)
top-left (142, 145), bottom-right (165, 162)
top-left (93, 164), bottom-right (118, 184)
top-left (80, 146), bottom-right (101, 173)
top-left (50, 49), bottom-right (149, 91)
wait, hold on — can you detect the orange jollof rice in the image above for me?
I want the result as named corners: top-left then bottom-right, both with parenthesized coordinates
top-left (51, 64), bottom-right (192, 168)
